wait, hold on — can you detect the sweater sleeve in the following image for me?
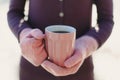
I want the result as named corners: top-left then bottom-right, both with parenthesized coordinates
top-left (85, 0), bottom-right (114, 48)
top-left (7, 0), bottom-right (32, 41)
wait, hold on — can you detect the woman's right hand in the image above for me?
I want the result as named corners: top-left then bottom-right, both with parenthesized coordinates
top-left (19, 28), bottom-right (47, 67)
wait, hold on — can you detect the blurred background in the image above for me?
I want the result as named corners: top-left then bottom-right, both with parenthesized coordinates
top-left (0, 0), bottom-right (120, 80)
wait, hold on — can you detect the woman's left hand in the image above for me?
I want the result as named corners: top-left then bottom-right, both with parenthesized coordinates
top-left (41, 36), bottom-right (98, 76)
top-left (41, 39), bottom-right (87, 76)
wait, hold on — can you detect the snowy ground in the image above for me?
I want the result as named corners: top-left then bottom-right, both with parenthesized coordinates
top-left (0, 1), bottom-right (120, 80)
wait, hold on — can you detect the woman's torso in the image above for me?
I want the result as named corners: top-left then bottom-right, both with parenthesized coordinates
top-left (20, 0), bottom-right (95, 80)
top-left (28, 0), bottom-right (93, 38)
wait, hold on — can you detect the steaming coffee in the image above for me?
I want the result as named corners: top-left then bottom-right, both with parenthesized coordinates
top-left (52, 31), bottom-right (69, 33)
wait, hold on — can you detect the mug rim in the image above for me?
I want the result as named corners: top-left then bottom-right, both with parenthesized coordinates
top-left (45, 25), bottom-right (76, 34)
